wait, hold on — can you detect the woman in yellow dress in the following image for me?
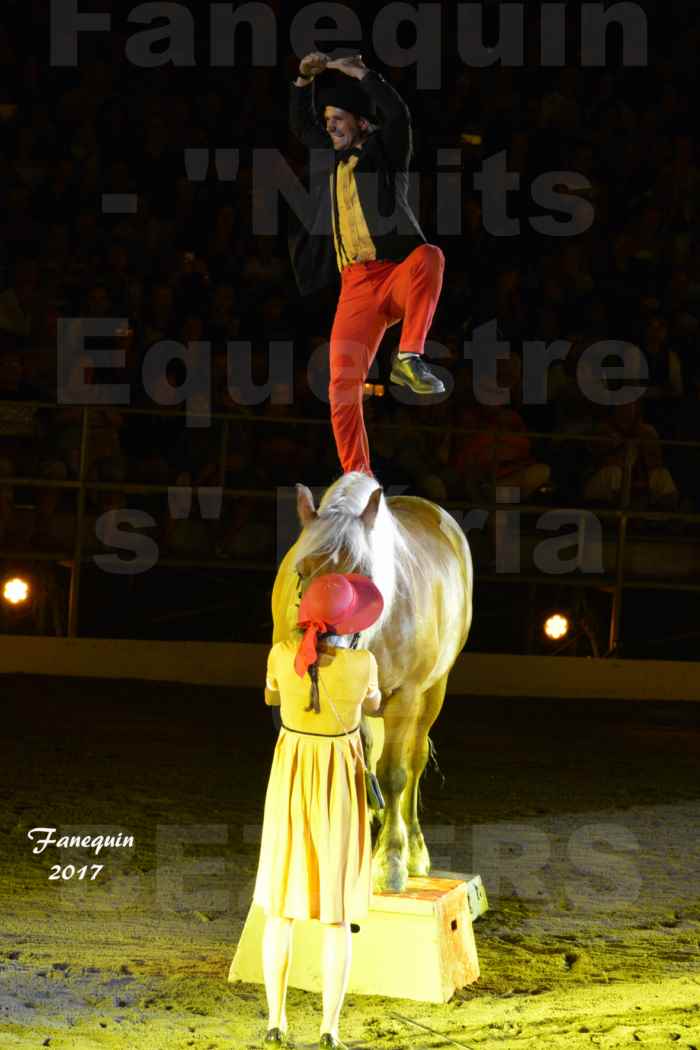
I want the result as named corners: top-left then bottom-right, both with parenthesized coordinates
top-left (253, 573), bottom-right (384, 1050)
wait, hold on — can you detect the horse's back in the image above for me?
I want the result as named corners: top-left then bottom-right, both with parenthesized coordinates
top-left (387, 495), bottom-right (472, 578)
top-left (384, 494), bottom-right (473, 672)
top-left (271, 545), bottom-right (300, 644)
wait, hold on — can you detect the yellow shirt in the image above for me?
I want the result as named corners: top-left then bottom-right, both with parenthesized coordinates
top-left (266, 638), bottom-right (380, 735)
top-left (330, 155), bottom-right (377, 271)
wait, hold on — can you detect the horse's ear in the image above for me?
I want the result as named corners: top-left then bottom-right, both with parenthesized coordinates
top-left (360, 486), bottom-right (382, 531)
top-left (296, 483), bottom-right (317, 527)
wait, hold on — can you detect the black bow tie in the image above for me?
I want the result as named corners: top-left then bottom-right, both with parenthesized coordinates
top-left (335, 146), bottom-right (363, 165)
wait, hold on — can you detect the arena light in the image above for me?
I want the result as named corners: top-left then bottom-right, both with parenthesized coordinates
top-left (2, 577), bottom-right (30, 606)
top-left (544, 613), bottom-right (570, 642)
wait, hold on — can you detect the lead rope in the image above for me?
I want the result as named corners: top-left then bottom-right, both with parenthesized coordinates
top-left (317, 668), bottom-right (385, 810)
top-left (316, 670), bottom-right (368, 773)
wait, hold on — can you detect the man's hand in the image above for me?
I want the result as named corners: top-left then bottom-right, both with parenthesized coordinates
top-left (299, 51), bottom-right (329, 78)
top-left (326, 54), bottom-right (370, 80)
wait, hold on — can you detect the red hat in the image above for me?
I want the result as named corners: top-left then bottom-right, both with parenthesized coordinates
top-left (294, 573), bottom-right (383, 678)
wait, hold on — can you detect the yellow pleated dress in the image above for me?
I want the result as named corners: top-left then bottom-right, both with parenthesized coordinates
top-left (253, 638), bottom-right (380, 924)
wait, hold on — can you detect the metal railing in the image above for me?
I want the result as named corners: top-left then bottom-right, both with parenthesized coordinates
top-left (1, 400), bottom-right (699, 650)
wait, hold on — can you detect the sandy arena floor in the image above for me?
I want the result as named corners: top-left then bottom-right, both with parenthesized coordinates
top-left (1, 674), bottom-right (699, 1049)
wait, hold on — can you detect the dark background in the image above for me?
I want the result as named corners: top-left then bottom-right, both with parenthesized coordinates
top-left (2, 1), bottom-right (700, 655)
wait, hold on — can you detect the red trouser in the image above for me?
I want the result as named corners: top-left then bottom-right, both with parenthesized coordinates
top-left (329, 243), bottom-right (445, 475)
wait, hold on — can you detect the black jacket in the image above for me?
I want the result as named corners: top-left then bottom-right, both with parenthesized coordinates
top-left (288, 72), bottom-right (427, 296)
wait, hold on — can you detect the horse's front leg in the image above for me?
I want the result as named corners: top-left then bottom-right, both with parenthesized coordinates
top-left (360, 713), bottom-right (384, 837)
top-left (371, 694), bottom-right (414, 893)
top-left (401, 674), bottom-right (449, 878)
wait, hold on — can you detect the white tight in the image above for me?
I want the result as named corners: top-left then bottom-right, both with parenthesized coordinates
top-left (263, 915), bottom-right (352, 1039)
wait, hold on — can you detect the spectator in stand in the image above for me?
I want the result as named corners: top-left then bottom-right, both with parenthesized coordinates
top-left (643, 80), bottom-right (689, 140)
top-left (256, 382), bottom-right (312, 485)
top-left (578, 294), bottom-right (612, 343)
top-left (0, 352), bottom-right (44, 544)
top-left (495, 266), bottom-right (529, 343)
top-left (164, 391), bottom-right (222, 552)
top-left (39, 353), bottom-right (127, 541)
top-left (204, 206), bottom-right (241, 284)
top-left (0, 352), bottom-right (72, 550)
top-left (360, 396), bottom-right (410, 490)
top-left (671, 368), bottom-right (700, 510)
top-left (292, 361), bottom-right (318, 421)
top-left (207, 282), bottom-right (241, 346)
top-left (582, 400), bottom-right (678, 510)
top-left (614, 202), bottom-right (672, 283)
top-left (543, 242), bottom-right (595, 321)
top-left (32, 156), bottom-right (82, 225)
top-left (72, 209), bottom-right (106, 272)
top-left (43, 223), bottom-right (73, 290)
top-left (257, 294), bottom-right (298, 342)
top-left (2, 184), bottom-right (44, 254)
top-left (655, 129), bottom-right (700, 234)
top-left (112, 324), bottom-right (167, 506)
top-left (441, 197), bottom-right (494, 319)
top-left (241, 238), bottom-right (288, 295)
top-left (641, 315), bottom-right (683, 393)
top-left (477, 266), bottom-right (529, 345)
top-left (101, 243), bottom-right (138, 318)
top-left (635, 314), bottom-right (683, 436)
top-left (454, 357), bottom-right (551, 502)
top-left (141, 282), bottom-right (178, 350)
top-left (177, 312), bottom-right (209, 353)
top-left (547, 336), bottom-right (609, 501)
top-left (538, 68), bottom-right (582, 134)
top-left (0, 258), bottom-right (45, 348)
top-left (60, 283), bottom-right (115, 364)
top-left (668, 307), bottom-right (700, 390)
top-left (388, 404), bottom-right (449, 500)
top-left (305, 335), bottom-right (332, 419)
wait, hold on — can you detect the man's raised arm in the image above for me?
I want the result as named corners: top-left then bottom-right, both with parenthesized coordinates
top-left (325, 55), bottom-right (412, 170)
top-left (290, 51), bottom-right (332, 149)
top-left (360, 72), bottom-right (412, 170)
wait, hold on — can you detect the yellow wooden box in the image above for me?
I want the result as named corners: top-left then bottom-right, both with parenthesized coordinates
top-left (228, 875), bottom-right (481, 1003)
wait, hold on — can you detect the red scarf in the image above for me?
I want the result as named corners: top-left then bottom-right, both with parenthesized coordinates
top-left (294, 619), bottom-right (330, 678)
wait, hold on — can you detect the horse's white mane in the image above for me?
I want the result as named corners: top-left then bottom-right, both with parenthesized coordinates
top-left (293, 472), bottom-right (417, 641)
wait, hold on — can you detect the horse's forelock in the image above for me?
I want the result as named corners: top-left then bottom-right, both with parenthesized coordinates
top-left (318, 471), bottom-right (381, 515)
top-left (294, 504), bottom-right (372, 576)
top-left (292, 473), bottom-right (409, 634)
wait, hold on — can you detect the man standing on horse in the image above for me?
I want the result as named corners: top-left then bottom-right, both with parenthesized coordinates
top-left (289, 51), bottom-right (446, 476)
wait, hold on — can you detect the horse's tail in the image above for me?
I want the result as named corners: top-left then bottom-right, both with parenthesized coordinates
top-left (417, 734), bottom-right (445, 817)
top-left (427, 735), bottom-right (445, 788)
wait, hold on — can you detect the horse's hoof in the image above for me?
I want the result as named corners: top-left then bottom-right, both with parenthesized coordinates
top-left (407, 856), bottom-right (431, 877)
top-left (407, 846), bottom-right (431, 876)
top-left (404, 819), bottom-right (431, 876)
top-left (372, 861), bottom-right (408, 893)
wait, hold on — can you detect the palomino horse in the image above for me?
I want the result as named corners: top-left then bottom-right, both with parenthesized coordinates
top-left (272, 471), bottom-right (473, 893)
